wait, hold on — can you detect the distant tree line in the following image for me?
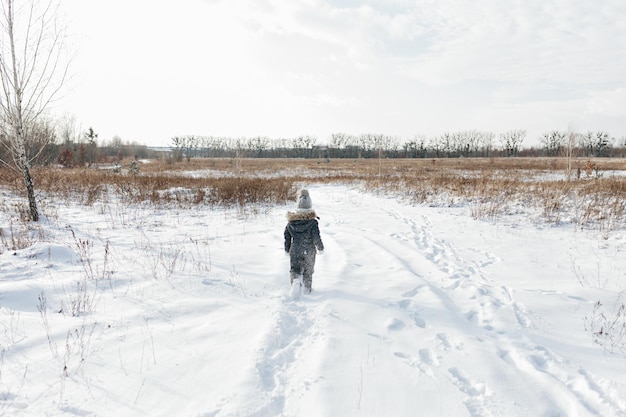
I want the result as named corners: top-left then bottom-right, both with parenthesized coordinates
top-left (0, 118), bottom-right (156, 169)
top-left (2, 123), bottom-right (624, 171)
top-left (170, 129), bottom-right (626, 161)
top-left (54, 131), bottom-right (154, 168)
top-left (539, 130), bottom-right (615, 158)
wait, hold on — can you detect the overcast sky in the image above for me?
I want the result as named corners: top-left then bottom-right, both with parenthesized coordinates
top-left (58, 0), bottom-right (626, 147)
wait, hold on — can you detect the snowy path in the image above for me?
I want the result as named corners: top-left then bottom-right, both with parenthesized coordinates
top-left (1, 184), bottom-right (625, 416)
top-left (218, 185), bottom-right (626, 417)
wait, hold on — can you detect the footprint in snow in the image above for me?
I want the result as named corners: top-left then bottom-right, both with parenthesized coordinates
top-left (437, 333), bottom-right (462, 351)
top-left (419, 348), bottom-right (439, 366)
top-left (386, 318), bottom-right (406, 331)
top-left (449, 367), bottom-right (491, 397)
top-left (402, 286), bottom-right (422, 298)
top-left (392, 349), bottom-right (438, 378)
top-left (412, 315), bottom-right (427, 328)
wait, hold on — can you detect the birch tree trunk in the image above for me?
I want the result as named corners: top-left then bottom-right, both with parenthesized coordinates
top-left (16, 127), bottom-right (39, 221)
top-left (0, 0), bottom-right (68, 221)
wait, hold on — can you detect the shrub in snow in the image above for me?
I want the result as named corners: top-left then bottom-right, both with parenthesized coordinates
top-left (128, 159), bottom-right (140, 175)
top-left (584, 299), bottom-right (626, 354)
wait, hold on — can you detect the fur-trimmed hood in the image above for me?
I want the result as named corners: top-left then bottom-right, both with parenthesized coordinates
top-left (284, 207), bottom-right (324, 256)
top-left (286, 209), bottom-right (317, 222)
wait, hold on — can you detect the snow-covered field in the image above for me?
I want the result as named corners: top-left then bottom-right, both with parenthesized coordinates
top-left (1, 183), bottom-right (625, 416)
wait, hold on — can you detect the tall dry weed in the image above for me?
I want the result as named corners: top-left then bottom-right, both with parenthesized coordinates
top-left (1, 158), bottom-right (625, 231)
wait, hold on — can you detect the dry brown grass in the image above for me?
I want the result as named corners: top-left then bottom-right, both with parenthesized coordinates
top-left (0, 157), bottom-right (624, 232)
top-left (26, 165), bottom-right (299, 208)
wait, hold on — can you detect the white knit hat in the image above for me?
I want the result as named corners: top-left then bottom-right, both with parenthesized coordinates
top-left (296, 189), bottom-right (312, 210)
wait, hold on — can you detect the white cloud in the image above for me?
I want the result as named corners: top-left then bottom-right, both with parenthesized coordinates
top-left (393, 0), bottom-right (626, 86)
top-left (56, 0), bottom-right (626, 146)
top-left (586, 88), bottom-right (626, 117)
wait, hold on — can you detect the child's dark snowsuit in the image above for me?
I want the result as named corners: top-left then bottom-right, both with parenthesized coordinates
top-left (284, 209), bottom-right (324, 292)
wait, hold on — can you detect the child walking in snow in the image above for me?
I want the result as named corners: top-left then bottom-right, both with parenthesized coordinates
top-left (284, 189), bottom-right (324, 294)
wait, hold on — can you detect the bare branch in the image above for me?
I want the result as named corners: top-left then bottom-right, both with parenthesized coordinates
top-left (0, 0), bottom-right (71, 221)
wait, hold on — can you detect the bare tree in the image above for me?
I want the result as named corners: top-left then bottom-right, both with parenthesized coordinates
top-left (403, 134), bottom-right (427, 158)
top-left (0, 0), bottom-right (69, 221)
top-left (499, 129), bottom-right (526, 157)
top-left (292, 135), bottom-right (317, 158)
top-left (565, 130), bottom-right (579, 181)
top-left (478, 131), bottom-right (495, 157)
top-left (27, 117), bottom-right (56, 165)
top-left (428, 135), bottom-right (442, 158)
top-left (329, 132), bottom-right (358, 158)
top-left (439, 132), bottom-right (454, 157)
top-left (580, 131), bottom-right (612, 157)
top-left (247, 136), bottom-right (270, 157)
top-left (452, 131), bottom-right (468, 157)
top-left (541, 130), bottom-right (566, 157)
